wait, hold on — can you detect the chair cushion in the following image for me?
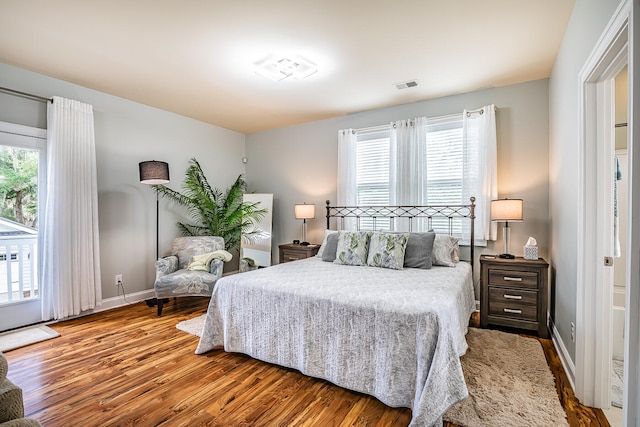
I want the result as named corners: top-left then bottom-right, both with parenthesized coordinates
top-left (171, 236), bottom-right (225, 269)
top-left (155, 256), bottom-right (179, 277)
top-left (0, 352), bottom-right (7, 383)
top-left (154, 270), bottom-right (219, 298)
top-left (0, 378), bottom-right (24, 423)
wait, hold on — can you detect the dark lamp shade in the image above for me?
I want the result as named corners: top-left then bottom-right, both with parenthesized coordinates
top-left (139, 161), bottom-right (170, 185)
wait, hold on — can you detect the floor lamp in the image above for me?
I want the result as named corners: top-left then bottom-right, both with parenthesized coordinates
top-left (139, 161), bottom-right (170, 260)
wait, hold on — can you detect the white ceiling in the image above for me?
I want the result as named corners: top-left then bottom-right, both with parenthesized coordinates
top-left (0, 0), bottom-right (575, 134)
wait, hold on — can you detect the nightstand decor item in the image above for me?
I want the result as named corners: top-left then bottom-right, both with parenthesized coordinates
top-left (490, 198), bottom-right (523, 259)
top-left (294, 203), bottom-right (315, 245)
top-left (524, 236), bottom-right (539, 260)
top-left (139, 160), bottom-right (170, 259)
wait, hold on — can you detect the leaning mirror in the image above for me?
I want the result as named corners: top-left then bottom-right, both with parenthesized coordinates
top-left (240, 193), bottom-right (273, 271)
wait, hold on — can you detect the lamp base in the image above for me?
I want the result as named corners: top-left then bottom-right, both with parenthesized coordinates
top-left (498, 253), bottom-right (515, 259)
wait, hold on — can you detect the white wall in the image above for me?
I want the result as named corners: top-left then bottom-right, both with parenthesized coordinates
top-left (246, 79), bottom-right (550, 298)
top-left (548, 0), bottom-right (622, 362)
top-left (0, 62), bottom-right (246, 303)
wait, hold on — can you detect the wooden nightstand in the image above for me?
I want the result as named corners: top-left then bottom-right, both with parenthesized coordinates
top-left (480, 255), bottom-right (549, 338)
top-left (278, 243), bottom-right (319, 263)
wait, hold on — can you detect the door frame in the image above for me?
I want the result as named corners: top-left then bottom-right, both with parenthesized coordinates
top-left (576, 0), bottom-right (640, 423)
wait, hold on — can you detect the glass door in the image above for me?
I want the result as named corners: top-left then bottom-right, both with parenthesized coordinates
top-left (0, 122), bottom-right (46, 331)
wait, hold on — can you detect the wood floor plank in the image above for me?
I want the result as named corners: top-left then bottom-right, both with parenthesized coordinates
top-left (2, 298), bottom-right (608, 426)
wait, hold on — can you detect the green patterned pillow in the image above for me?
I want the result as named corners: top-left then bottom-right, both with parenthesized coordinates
top-left (367, 232), bottom-right (409, 269)
top-left (334, 231), bottom-right (372, 266)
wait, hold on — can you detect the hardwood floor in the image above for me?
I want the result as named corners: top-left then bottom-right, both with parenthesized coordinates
top-left (3, 298), bottom-right (608, 426)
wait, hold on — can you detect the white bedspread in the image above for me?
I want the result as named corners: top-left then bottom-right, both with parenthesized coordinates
top-left (196, 257), bottom-right (475, 426)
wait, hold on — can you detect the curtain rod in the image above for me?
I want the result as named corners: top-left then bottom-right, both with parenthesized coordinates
top-left (352, 106), bottom-right (499, 134)
top-left (0, 86), bottom-right (52, 103)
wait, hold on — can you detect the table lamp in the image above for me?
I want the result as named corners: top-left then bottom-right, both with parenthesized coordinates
top-left (294, 203), bottom-right (315, 245)
top-left (490, 198), bottom-right (523, 259)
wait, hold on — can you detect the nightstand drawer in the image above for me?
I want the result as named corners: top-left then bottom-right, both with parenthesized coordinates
top-left (488, 288), bottom-right (538, 321)
top-left (279, 244), bottom-right (320, 263)
top-left (488, 269), bottom-right (538, 290)
top-left (281, 249), bottom-right (305, 262)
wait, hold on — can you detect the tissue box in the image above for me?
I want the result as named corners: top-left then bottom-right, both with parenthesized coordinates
top-left (524, 245), bottom-right (538, 260)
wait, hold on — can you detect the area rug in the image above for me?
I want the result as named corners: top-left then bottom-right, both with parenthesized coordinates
top-left (444, 328), bottom-right (568, 427)
top-left (177, 317), bottom-right (568, 426)
top-left (176, 314), bottom-right (206, 337)
top-left (0, 325), bottom-right (60, 352)
top-left (612, 357), bottom-right (623, 408)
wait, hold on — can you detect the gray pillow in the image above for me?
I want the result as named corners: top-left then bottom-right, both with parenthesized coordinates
top-left (321, 232), bottom-right (339, 262)
top-left (402, 232), bottom-right (436, 269)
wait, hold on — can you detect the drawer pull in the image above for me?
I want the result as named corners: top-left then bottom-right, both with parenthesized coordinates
top-left (503, 276), bottom-right (523, 282)
top-left (504, 294), bottom-right (523, 300)
top-left (504, 308), bottom-right (522, 314)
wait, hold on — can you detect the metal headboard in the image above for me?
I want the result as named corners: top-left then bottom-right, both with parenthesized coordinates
top-left (325, 197), bottom-right (476, 272)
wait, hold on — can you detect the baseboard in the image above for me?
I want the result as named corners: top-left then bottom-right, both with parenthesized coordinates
top-left (95, 289), bottom-right (156, 312)
top-left (550, 318), bottom-right (576, 392)
top-left (45, 289), bottom-right (156, 326)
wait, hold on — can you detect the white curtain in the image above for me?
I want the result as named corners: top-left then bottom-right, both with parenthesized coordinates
top-left (41, 96), bottom-right (102, 320)
top-left (390, 118), bottom-right (427, 230)
top-left (337, 128), bottom-right (357, 230)
top-left (462, 104), bottom-right (498, 242)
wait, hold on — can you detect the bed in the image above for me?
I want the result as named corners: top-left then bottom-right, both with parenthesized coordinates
top-left (195, 199), bottom-right (477, 427)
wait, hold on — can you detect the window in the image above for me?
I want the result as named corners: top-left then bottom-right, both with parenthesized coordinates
top-left (355, 128), bottom-right (391, 230)
top-left (0, 121), bottom-right (46, 330)
top-left (424, 115), bottom-right (465, 234)
top-left (354, 116), bottom-right (466, 233)
top-left (340, 107), bottom-right (496, 241)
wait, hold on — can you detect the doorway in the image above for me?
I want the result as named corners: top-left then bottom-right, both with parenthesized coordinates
top-left (0, 121), bottom-right (46, 331)
top-left (577, 1), bottom-right (640, 425)
top-left (606, 66), bottom-right (629, 425)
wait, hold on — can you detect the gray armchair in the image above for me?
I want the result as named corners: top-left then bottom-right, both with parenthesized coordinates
top-left (154, 236), bottom-right (225, 316)
top-left (0, 352), bottom-right (41, 427)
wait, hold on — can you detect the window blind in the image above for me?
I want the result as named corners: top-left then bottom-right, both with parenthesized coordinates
top-left (356, 129), bottom-right (391, 229)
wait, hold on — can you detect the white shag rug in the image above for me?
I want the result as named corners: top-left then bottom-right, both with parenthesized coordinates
top-left (0, 325), bottom-right (60, 352)
top-left (177, 316), bottom-right (568, 426)
top-left (176, 314), bottom-right (206, 337)
top-left (444, 328), bottom-right (569, 427)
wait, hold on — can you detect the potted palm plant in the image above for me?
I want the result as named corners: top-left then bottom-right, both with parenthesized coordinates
top-left (154, 158), bottom-right (266, 253)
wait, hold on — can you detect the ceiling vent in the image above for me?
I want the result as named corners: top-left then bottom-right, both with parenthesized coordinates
top-left (395, 79), bottom-right (419, 90)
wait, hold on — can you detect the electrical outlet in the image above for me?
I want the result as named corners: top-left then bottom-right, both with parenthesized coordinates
top-left (115, 274), bottom-right (122, 286)
top-left (570, 322), bottom-right (575, 342)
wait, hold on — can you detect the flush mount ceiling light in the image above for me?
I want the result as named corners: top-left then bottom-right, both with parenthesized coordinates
top-left (255, 56), bottom-right (317, 82)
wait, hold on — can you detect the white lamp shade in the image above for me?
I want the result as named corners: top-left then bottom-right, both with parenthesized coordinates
top-left (491, 199), bottom-right (523, 221)
top-left (294, 203), bottom-right (316, 220)
top-left (139, 160), bottom-right (170, 185)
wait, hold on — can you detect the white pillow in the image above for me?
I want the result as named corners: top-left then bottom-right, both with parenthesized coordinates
top-left (317, 229), bottom-right (338, 257)
top-left (432, 234), bottom-right (459, 267)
